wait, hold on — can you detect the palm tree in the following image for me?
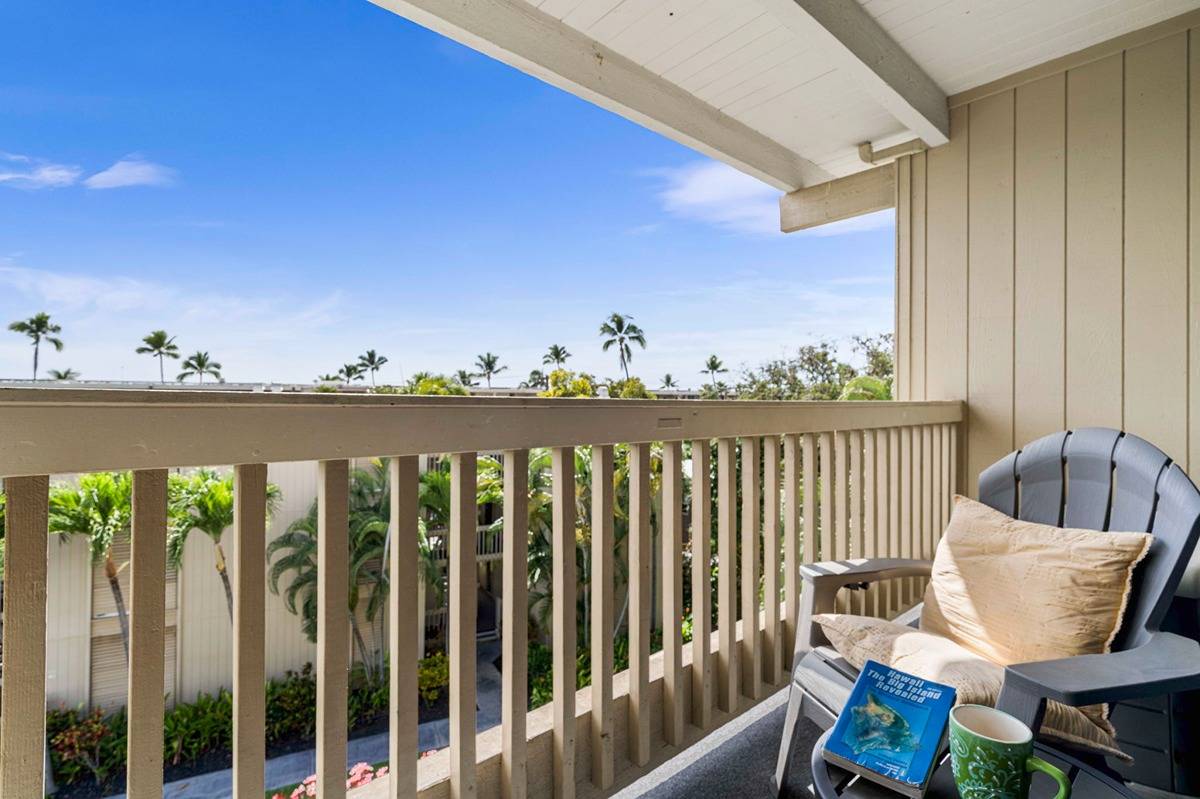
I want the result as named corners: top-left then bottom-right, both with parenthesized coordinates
top-left (521, 369), bottom-right (549, 390)
top-left (49, 473), bottom-right (133, 660)
top-left (9, 312), bottom-right (63, 380)
top-left (316, 373), bottom-right (340, 382)
top-left (177, 351), bottom-right (222, 384)
top-left (599, 313), bottom-right (646, 380)
top-left (703, 355), bottom-right (728, 388)
top-left (543, 344), bottom-right (571, 368)
top-left (48, 368), bottom-right (80, 381)
top-left (660, 374), bottom-right (677, 389)
top-left (136, 330), bottom-right (180, 383)
top-left (168, 469), bottom-right (281, 622)
top-left (454, 369), bottom-right (479, 388)
top-left (338, 363), bottom-right (365, 383)
top-left (474, 352), bottom-right (507, 388)
top-left (357, 350), bottom-right (389, 386)
top-left (268, 460), bottom-right (438, 681)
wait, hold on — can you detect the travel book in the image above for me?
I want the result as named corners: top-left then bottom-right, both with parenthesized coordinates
top-left (822, 661), bottom-right (956, 797)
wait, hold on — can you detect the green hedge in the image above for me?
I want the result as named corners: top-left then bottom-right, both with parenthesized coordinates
top-left (47, 662), bottom-right (401, 791)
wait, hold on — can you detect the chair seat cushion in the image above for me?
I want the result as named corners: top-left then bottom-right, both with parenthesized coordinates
top-left (813, 613), bottom-right (1129, 762)
top-left (922, 495), bottom-right (1152, 666)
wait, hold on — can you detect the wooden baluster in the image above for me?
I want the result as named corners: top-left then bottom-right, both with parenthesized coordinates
top-left (589, 446), bottom-right (614, 788)
top-left (690, 440), bottom-right (713, 729)
top-left (317, 459), bottom-right (350, 799)
top-left (833, 431), bottom-right (849, 612)
top-left (127, 469), bottom-right (167, 799)
top-left (862, 431), bottom-right (879, 617)
top-left (0, 475), bottom-right (48, 797)
top-left (740, 436), bottom-right (761, 700)
top-left (390, 456), bottom-right (420, 799)
top-left (888, 428), bottom-right (901, 616)
top-left (849, 431), bottom-right (863, 615)
top-left (233, 464), bottom-right (267, 799)
top-left (899, 428), bottom-right (914, 607)
top-left (551, 447), bottom-right (576, 798)
top-left (450, 453), bottom-right (478, 799)
top-left (942, 423), bottom-right (954, 522)
top-left (628, 442), bottom-right (652, 765)
top-left (782, 434), bottom-right (800, 664)
top-left (932, 426), bottom-right (944, 562)
top-left (818, 432), bottom-right (834, 565)
top-left (716, 437), bottom-right (739, 713)
top-left (921, 425), bottom-right (934, 594)
top-left (802, 434), bottom-right (817, 567)
top-left (762, 436), bottom-right (781, 686)
top-left (950, 424), bottom-right (959, 498)
top-left (503, 450), bottom-right (530, 799)
top-left (662, 441), bottom-right (685, 745)
top-left (874, 430), bottom-right (891, 618)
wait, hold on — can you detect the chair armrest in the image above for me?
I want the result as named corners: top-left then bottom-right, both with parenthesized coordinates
top-left (1001, 632), bottom-right (1200, 708)
top-left (790, 559), bottom-right (933, 665)
top-left (800, 558), bottom-right (932, 590)
top-left (996, 632), bottom-right (1200, 732)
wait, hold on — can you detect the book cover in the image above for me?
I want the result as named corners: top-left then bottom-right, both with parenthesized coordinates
top-left (822, 660), bottom-right (956, 797)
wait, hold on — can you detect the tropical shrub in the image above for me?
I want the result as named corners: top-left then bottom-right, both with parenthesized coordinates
top-left (47, 664), bottom-right (390, 790)
top-left (418, 651), bottom-right (450, 706)
top-left (606, 376), bottom-right (655, 399)
top-left (539, 369), bottom-right (597, 398)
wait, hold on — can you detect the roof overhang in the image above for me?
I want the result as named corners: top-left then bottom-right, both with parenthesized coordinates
top-left (369, 0), bottom-right (1199, 228)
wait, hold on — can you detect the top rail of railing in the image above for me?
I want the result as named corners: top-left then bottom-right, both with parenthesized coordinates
top-left (0, 387), bottom-right (963, 477)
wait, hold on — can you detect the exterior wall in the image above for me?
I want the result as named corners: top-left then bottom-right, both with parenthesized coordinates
top-left (44, 535), bottom-right (91, 708)
top-left (896, 25), bottom-right (1200, 497)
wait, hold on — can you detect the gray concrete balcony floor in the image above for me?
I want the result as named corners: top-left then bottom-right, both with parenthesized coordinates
top-left (615, 689), bottom-right (823, 799)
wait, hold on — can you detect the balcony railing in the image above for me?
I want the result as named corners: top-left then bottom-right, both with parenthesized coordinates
top-left (0, 388), bottom-right (962, 798)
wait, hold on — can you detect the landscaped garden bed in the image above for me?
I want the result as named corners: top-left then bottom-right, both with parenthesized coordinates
top-left (46, 655), bottom-right (451, 799)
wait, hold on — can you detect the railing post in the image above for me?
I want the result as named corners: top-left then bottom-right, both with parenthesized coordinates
top-left (233, 463), bottom-right (267, 799)
top-left (317, 459), bottom-right (350, 799)
top-left (740, 437), bottom-right (761, 700)
top-left (589, 445), bottom-right (614, 788)
top-left (849, 431), bottom-right (863, 615)
top-left (551, 447), bottom-right (576, 798)
top-left (450, 452), bottom-right (478, 799)
top-left (782, 434), bottom-right (800, 665)
top-left (863, 431), bottom-right (879, 617)
top-left (888, 428), bottom-right (901, 615)
top-left (127, 469), bottom-right (167, 799)
top-left (690, 440), bottom-right (713, 729)
top-left (390, 456), bottom-right (420, 799)
top-left (503, 450), bottom-right (530, 799)
top-left (661, 440), bottom-right (684, 745)
top-left (0, 475), bottom-right (48, 798)
top-left (762, 437), bottom-right (781, 686)
top-left (833, 431), bottom-right (849, 613)
top-left (628, 442), bottom-right (652, 766)
top-left (716, 438), bottom-right (739, 713)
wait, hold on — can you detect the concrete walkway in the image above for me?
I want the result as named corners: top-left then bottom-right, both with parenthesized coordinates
top-left (105, 641), bottom-right (504, 799)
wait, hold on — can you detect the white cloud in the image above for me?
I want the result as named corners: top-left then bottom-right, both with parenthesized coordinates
top-left (0, 261), bottom-right (346, 383)
top-left (84, 156), bottom-right (177, 189)
top-left (647, 159), bottom-right (896, 238)
top-left (650, 160), bottom-right (781, 235)
top-left (0, 151), bottom-right (82, 190)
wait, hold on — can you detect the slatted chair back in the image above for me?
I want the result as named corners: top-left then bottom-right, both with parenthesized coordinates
top-left (978, 428), bottom-right (1200, 651)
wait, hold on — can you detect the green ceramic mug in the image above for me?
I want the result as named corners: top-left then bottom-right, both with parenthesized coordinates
top-left (949, 705), bottom-right (1071, 799)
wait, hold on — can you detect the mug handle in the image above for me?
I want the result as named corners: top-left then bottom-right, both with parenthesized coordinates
top-left (1027, 755), bottom-right (1071, 799)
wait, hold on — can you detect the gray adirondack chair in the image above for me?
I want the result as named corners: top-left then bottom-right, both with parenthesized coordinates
top-left (774, 428), bottom-right (1200, 797)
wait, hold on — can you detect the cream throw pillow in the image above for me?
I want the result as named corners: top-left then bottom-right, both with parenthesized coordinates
top-left (921, 495), bottom-right (1152, 665)
top-left (814, 614), bottom-right (1129, 761)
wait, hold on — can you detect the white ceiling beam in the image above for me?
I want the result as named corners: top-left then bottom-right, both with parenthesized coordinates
top-left (368, 0), bottom-right (833, 191)
top-left (779, 164), bottom-right (895, 233)
top-left (757, 0), bottom-right (949, 146)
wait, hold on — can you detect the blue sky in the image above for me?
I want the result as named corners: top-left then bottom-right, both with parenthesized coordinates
top-left (0, 0), bottom-right (893, 388)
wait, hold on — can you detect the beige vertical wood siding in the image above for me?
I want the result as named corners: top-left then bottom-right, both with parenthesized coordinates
top-left (897, 27), bottom-right (1200, 490)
